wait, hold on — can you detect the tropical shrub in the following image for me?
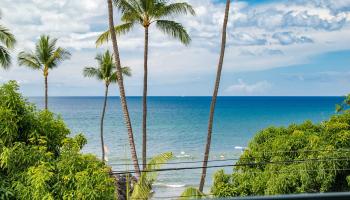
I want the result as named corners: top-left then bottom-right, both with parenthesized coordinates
top-left (0, 81), bottom-right (115, 199)
top-left (212, 111), bottom-right (350, 197)
top-left (336, 94), bottom-right (350, 112)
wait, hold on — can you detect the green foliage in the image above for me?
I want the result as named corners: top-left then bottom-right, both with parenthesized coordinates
top-left (0, 22), bottom-right (16, 69)
top-left (17, 35), bottom-right (70, 72)
top-left (83, 50), bottom-right (131, 85)
top-left (212, 113), bottom-right (350, 197)
top-left (0, 81), bottom-right (115, 199)
top-left (96, 0), bottom-right (195, 46)
top-left (336, 94), bottom-right (350, 113)
top-left (178, 187), bottom-right (206, 200)
top-left (130, 152), bottom-right (173, 200)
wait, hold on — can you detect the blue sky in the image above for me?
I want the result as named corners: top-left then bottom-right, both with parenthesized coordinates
top-left (0, 0), bottom-right (350, 96)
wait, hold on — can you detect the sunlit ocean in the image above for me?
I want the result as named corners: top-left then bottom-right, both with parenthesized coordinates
top-left (28, 96), bottom-right (342, 198)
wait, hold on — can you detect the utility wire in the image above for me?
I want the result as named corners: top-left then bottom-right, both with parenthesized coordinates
top-left (109, 149), bottom-right (350, 167)
top-left (111, 157), bottom-right (350, 175)
top-left (232, 168), bottom-right (350, 175)
top-left (111, 157), bottom-right (240, 166)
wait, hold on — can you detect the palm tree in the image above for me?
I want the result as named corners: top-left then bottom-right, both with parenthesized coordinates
top-left (97, 0), bottom-right (195, 170)
top-left (18, 35), bottom-right (70, 110)
top-left (83, 50), bottom-right (131, 162)
top-left (106, 0), bottom-right (141, 177)
top-left (0, 17), bottom-right (16, 69)
top-left (199, 0), bottom-right (231, 192)
top-left (127, 152), bottom-right (173, 199)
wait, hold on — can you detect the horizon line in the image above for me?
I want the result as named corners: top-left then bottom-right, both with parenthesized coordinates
top-left (26, 95), bottom-right (345, 98)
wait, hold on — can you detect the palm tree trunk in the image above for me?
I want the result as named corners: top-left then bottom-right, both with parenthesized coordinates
top-left (44, 74), bottom-right (48, 110)
top-left (199, 0), bottom-right (231, 192)
top-left (142, 26), bottom-right (149, 170)
top-left (101, 85), bottom-right (109, 162)
top-left (106, 0), bottom-right (141, 177)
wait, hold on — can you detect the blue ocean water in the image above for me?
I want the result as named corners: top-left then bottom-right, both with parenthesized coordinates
top-left (28, 96), bottom-right (342, 198)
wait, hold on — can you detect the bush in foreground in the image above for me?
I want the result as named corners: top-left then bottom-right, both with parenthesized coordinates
top-left (212, 111), bottom-right (350, 197)
top-left (0, 81), bottom-right (115, 199)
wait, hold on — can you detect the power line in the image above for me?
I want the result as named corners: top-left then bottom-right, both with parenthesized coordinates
top-left (252, 148), bottom-right (350, 154)
top-left (109, 149), bottom-right (350, 167)
top-left (232, 168), bottom-right (350, 175)
top-left (111, 157), bottom-right (240, 166)
top-left (111, 157), bottom-right (350, 175)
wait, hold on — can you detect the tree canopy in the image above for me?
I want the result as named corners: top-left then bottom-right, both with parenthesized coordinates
top-left (96, 0), bottom-right (195, 46)
top-left (83, 50), bottom-right (131, 85)
top-left (212, 111), bottom-right (350, 197)
top-left (0, 23), bottom-right (16, 69)
top-left (0, 81), bottom-right (115, 199)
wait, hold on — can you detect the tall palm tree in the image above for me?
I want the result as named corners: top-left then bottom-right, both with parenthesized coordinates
top-left (199, 0), bottom-right (231, 192)
top-left (83, 50), bottom-right (131, 162)
top-left (18, 35), bottom-right (70, 110)
top-left (106, 0), bottom-right (141, 176)
top-left (97, 0), bottom-right (195, 169)
top-left (0, 18), bottom-right (16, 69)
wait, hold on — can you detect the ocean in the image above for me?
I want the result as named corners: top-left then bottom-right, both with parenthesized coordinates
top-left (28, 96), bottom-right (342, 198)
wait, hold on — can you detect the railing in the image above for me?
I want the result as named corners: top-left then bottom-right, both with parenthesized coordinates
top-left (223, 192), bottom-right (350, 200)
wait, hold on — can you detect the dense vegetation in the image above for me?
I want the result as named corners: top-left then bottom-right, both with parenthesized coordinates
top-left (0, 81), bottom-right (115, 199)
top-left (212, 111), bottom-right (350, 197)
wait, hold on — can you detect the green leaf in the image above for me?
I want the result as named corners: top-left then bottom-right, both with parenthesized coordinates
top-left (96, 22), bottom-right (135, 46)
top-left (156, 20), bottom-right (191, 45)
top-left (179, 187), bottom-right (206, 200)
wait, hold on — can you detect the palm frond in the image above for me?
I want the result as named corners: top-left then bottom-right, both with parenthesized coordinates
top-left (145, 152), bottom-right (173, 172)
top-left (114, 0), bottom-right (143, 18)
top-left (336, 104), bottom-right (343, 113)
top-left (178, 187), bottom-right (206, 200)
top-left (121, 11), bottom-right (143, 24)
top-left (156, 20), bottom-right (191, 45)
top-left (0, 25), bottom-right (16, 49)
top-left (47, 36), bottom-right (58, 56)
top-left (0, 45), bottom-right (11, 69)
top-left (96, 22), bottom-right (135, 46)
top-left (110, 66), bottom-right (132, 83)
top-left (155, 2), bottom-right (196, 18)
top-left (142, 152), bottom-right (174, 184)
top-left (47, 47), bottom-right (71, 68)
top-left (17, 51), bottom-right (41, 70)
top-left (82, 67), bottom-right (103, 80)
top-left (142, 0), bottom-right (157, 14)
top-left (121, 66), bottom-right (132, 77)
top-left (100, 51), bottom-right (114, 79)
top-left (36, 35), bottom-right (54, 64)
top-left (131, 152), bottom-right (173, 200)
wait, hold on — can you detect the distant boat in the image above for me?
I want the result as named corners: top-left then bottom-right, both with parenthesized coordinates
top-left (234, 146), bottom-right (247, 152)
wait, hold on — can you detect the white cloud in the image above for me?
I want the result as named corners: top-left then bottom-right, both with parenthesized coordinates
top-left (272, 32), bottom-right (313, 45)
top-left (0, 0), bottom-right (350, 95)
top-left (230, 32), bottom-right (267, 46)
top-left (225, 79), bottom-right (272, 94)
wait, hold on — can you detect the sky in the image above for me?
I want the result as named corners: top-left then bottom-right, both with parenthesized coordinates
top-left (0, 0), bottom-right (350, 96)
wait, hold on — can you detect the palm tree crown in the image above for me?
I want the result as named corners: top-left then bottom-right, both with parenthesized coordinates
top-left (18, 35), bottom-right (70, 110)
top-left (0, 18), bottom-right (16, 69)
top-left (18, 35), bottom-right (70, 72)
top-left (96, 0), bottom-right (195, 45)
top-left (83, 50), bottom-right (131, 85)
